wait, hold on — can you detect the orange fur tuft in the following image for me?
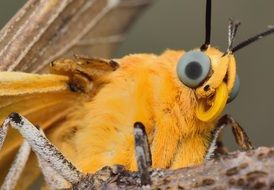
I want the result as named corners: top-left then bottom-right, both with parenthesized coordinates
top-left (52, 50), bottom-right (215, 172)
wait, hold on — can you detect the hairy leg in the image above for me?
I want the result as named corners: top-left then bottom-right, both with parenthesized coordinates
top-left (206, 114), bottom-right (253, 160)
top-left (1, 140), bottom-right (31, 190)
top-left (133, 122), bottom-right (152, 185)
top-left (36, 128), bottom-right (71, 189)
top-left (0, 113), bottom-right (84, 189)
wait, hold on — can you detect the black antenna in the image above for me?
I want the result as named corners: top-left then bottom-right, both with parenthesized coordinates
top-left (200, 0), bottom-right (212, 51)
top-left (232, 26), bottom-right (274, 53)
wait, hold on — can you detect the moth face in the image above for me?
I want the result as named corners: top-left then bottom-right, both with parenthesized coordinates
top-left (176, 47), bottom-right (238, 122)
top-left (196, 47), bottom-right (237, 99)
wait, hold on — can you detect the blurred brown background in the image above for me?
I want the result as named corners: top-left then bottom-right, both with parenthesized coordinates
top-left (0, 0), bottom-right (274, 149)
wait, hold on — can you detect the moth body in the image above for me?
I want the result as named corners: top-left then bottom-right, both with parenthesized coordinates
top-left (2, 0), bottom-right (272, 187)
top-left (0, 46), bottom-right (239, 188)
top-left (47, 48), bottom-right (233, 172)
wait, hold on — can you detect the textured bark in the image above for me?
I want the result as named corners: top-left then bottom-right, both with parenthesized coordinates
top-left (0, 0), bottom-right (152, 73)
top-left (73, 147), bottom-right (274, 190)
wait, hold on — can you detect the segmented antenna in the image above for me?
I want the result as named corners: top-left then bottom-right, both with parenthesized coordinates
top-left (232, 26), bottom-right (274, 53)
top-left (227, 19), bottom-right (241, 52)
top-left (200, 0), bottom-right (212, 51)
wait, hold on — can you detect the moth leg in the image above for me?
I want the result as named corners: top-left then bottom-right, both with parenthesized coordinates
top-left (0, 118), bottom-right (9, 150)
top-left (133, 122), bottom-right (152, 186)
top-left (218, 114), bottom-right (253, 150)
top-left (1, 140), bottom-right (31, 190)
top-left (50, 57), bottom-right (119, 93)
top-left (36, 128), bottom-right (71, 189)
top-left (0, 112), bottom-right (84, 186)
top-left (214, 135), bottom-right (229, 155)
top-left (206, 114), bottom-right (253, 160)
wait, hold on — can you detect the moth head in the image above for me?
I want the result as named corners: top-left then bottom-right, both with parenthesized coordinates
top-left (176, 47), bottom-right (236, 123)
top-left (176, 0), bottom-right (274, 122)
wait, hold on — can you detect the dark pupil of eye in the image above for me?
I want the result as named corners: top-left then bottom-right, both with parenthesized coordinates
top-left (185, 61), bottom-right (202, 80)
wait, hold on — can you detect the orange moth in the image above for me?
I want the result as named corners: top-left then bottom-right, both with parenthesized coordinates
top-left (0, 0), bottom-right (273, 189)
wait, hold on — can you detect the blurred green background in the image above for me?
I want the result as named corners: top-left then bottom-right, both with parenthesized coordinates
top-left (0, 0), bottom-right (274, 150)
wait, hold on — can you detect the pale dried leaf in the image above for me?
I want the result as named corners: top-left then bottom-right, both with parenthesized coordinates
top-left (0, 0), bottom-right (152, 73)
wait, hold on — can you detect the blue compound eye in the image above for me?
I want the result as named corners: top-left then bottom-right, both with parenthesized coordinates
top-left (176, 51), bottom-right (211, 88)
top-left (227, 75), bottom-right (240, 103)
